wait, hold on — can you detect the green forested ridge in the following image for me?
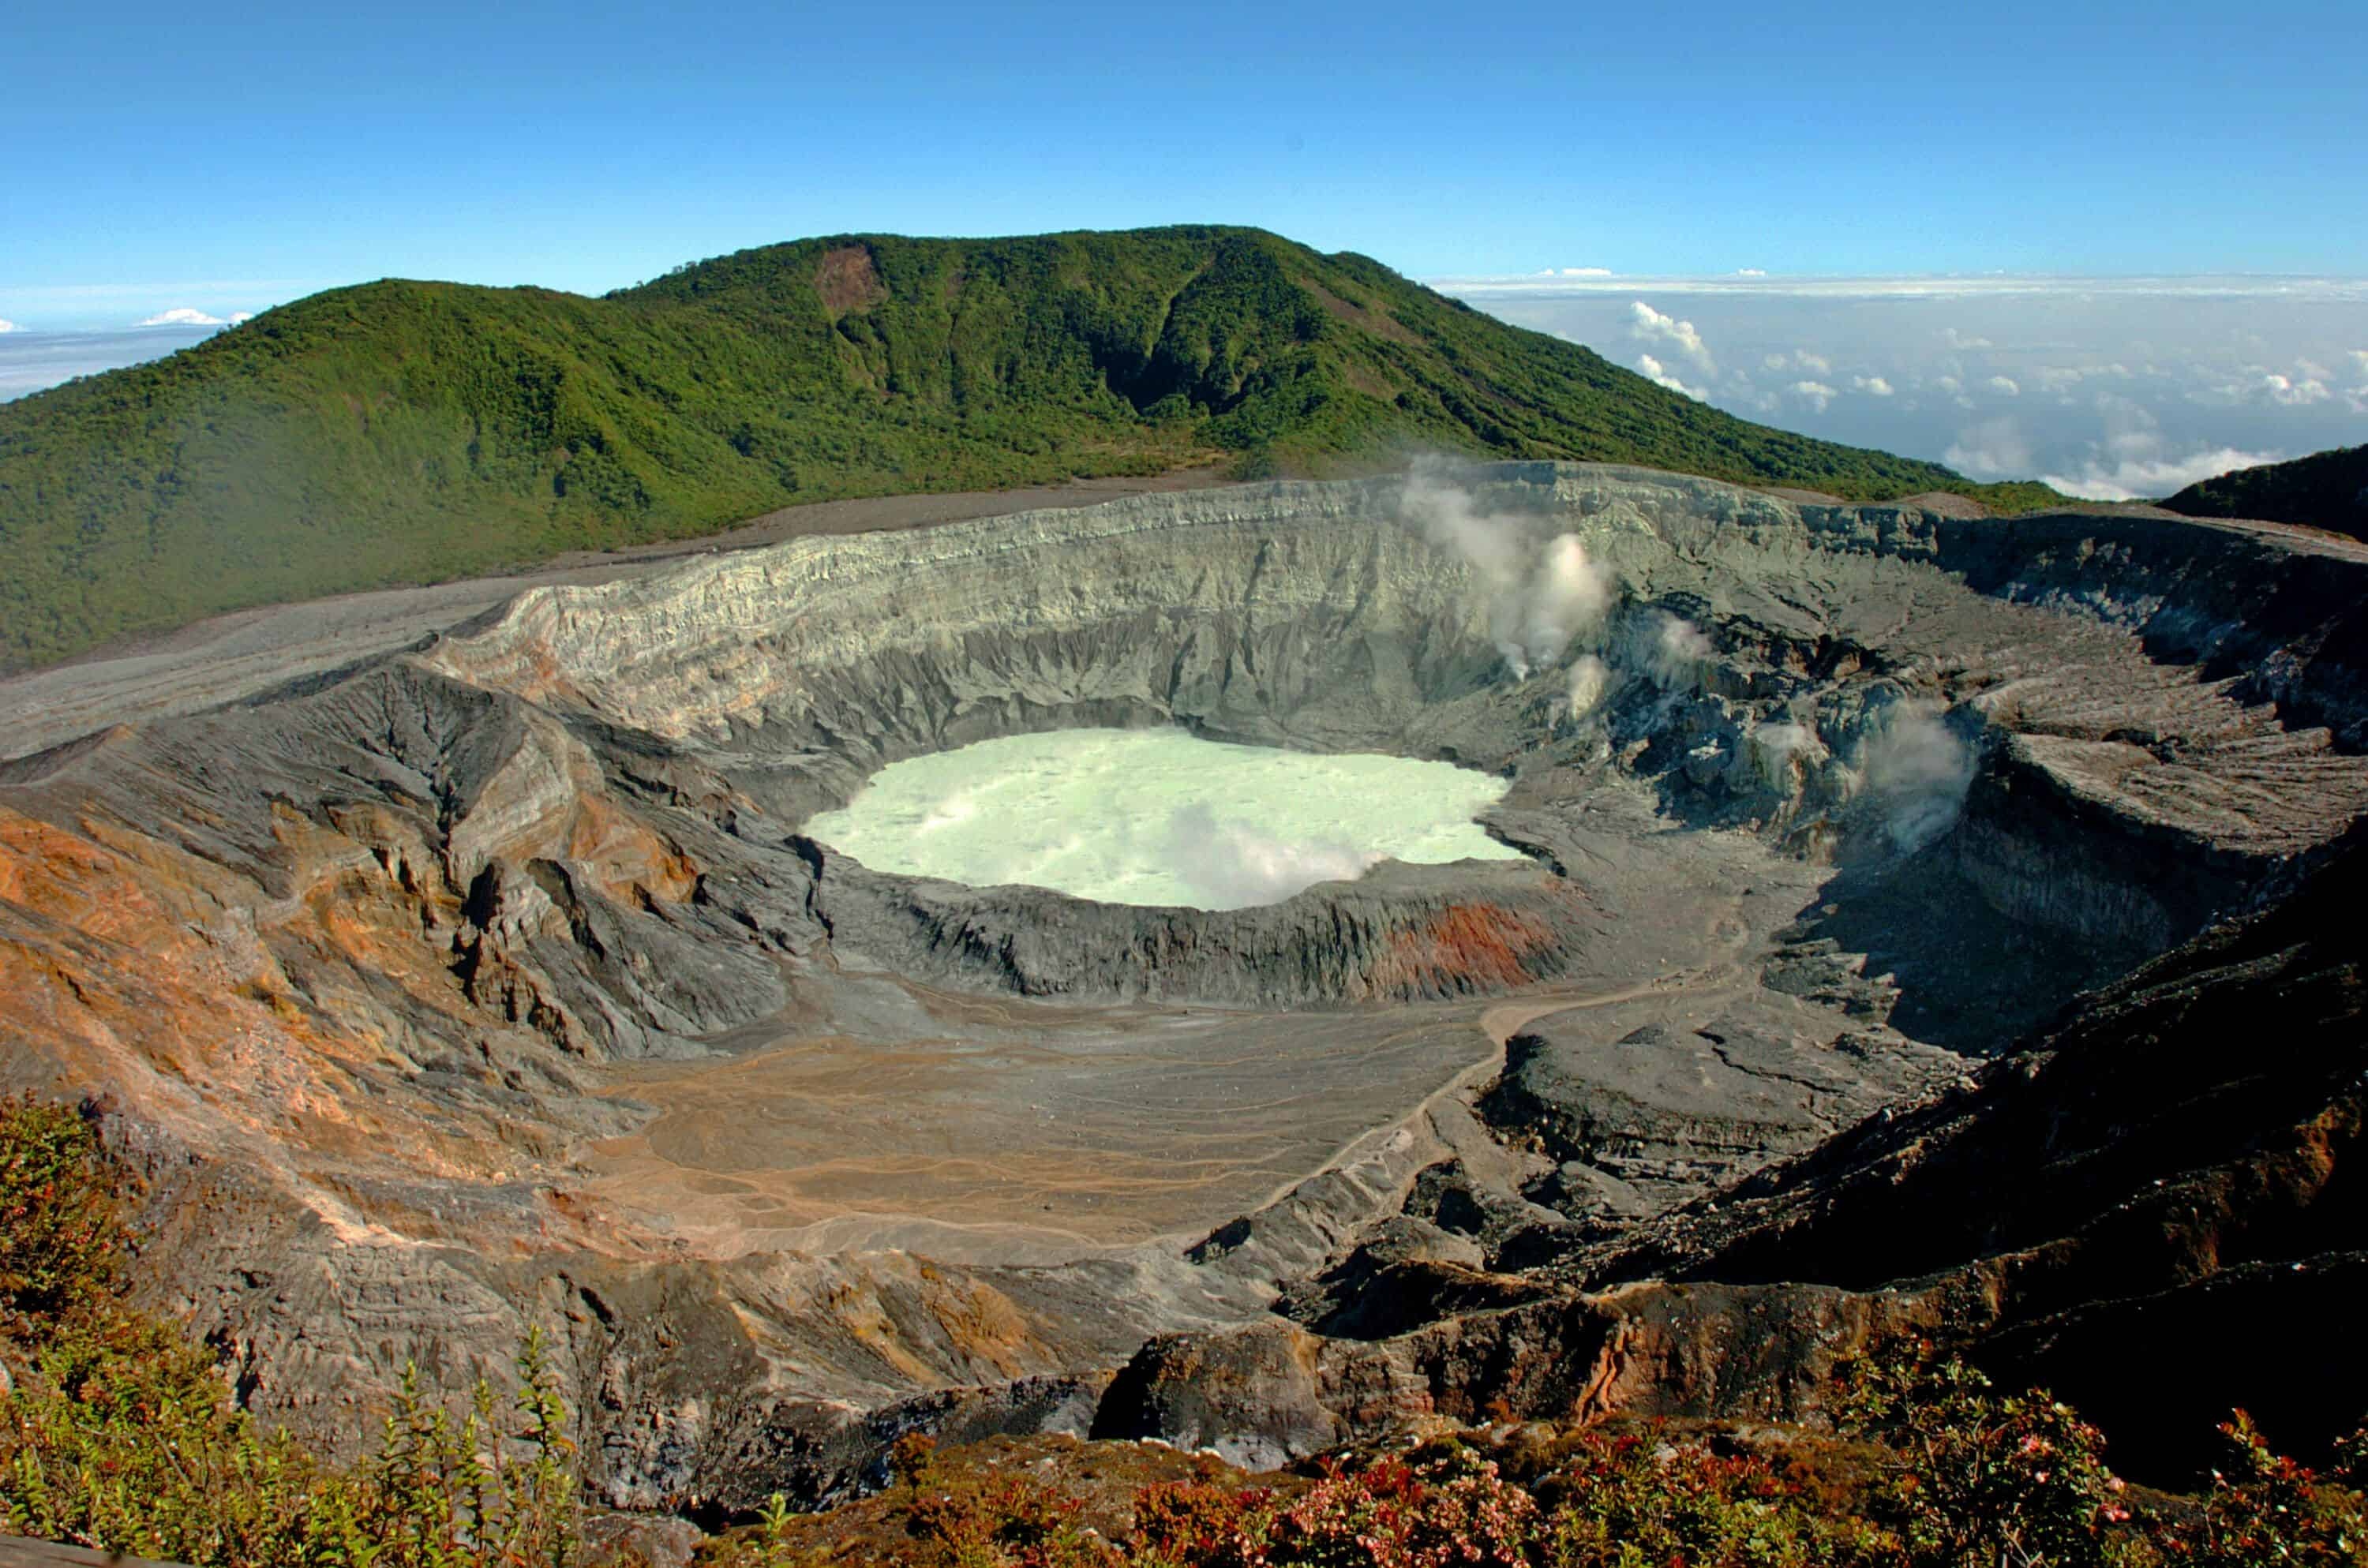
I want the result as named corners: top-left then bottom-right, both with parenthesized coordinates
top-left (0, 226), bottom-right (2057, 672)
top-left (2161, 443), bottom-right (2368, 541)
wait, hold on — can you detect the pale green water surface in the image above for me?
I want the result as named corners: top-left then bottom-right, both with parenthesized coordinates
top-left (804, 728), bottom-right (1522, 910)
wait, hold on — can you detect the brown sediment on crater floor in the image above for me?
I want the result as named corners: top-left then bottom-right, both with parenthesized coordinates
top-left (578, 997), bottom-right (1498, 1263)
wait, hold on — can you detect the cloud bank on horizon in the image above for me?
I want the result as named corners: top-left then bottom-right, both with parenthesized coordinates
top-left (137, 307), bottom-right (254, 327)
top-left (0, 324), bottom-right (230, 399)
top-left (0, 304), bottom-right (265, 399)
top-left (1445, 271), bottom-right (2368, 500)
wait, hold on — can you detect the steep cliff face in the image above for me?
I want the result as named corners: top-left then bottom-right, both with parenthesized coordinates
top-left (2, 462), bottom-right (2364, 1503)
top-left (1566, 824), bottom-right (2368, 1477)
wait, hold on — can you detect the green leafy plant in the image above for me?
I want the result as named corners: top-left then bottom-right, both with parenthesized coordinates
top-left (1841, 1352), bottom-right (2131, 1566)
top-left (0, 1094), bottom-right (581, 1568)
top-left (2153, 1410), bottom-right (2367, 1566)
top-left (0, 1095), bottom-right (120, 1329)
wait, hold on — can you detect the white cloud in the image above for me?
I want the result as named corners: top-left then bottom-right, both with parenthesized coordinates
top-left (1561, 267), bottom-right (1613, 277)
top-left (137, 307), bottom-right (227, 327)
top-left (1789, 380), bottom-right (1838, 412)
top-left (1636, 354), bottom-right (1708, 401)
top-left (2030, 364), bottom-right (2134, 394)
top-left (1733, 268), bottom-right (1767, 277)
top-left (2257, 372), bottom-right (2331, 406)
top-left (1852, 374), bottom-right (1895, 397)
top-left (2035, 395), bottom-right (2281, 500)
top-left (1436, 273), bottom-right (2368, 304)
top-left (228, 311), bottom-right (253, 324)
top-left (1762, 350), bottom-right (1830, 375)
top-left (2041, 447), bottom-right (2281, 501)
top-left (1433, 274), bottom-right (2366, 503)
top-left (1629, 300), bottom-right (1715, 372)
top-left (0, 318), bottom-right (17, 334)
top-left (1945, 417), bottom-right (2033, 478)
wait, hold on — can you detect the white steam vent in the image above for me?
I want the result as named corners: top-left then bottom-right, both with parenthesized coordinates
top-left (804, 728), bottom-right (1523, 910)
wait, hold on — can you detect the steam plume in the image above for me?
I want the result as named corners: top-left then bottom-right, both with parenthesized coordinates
top-left (1748, 720), bottom-right (1825, 788)
top-left (1163, 803), bottom-right (1383, 907)
top-left (1643, 613), bottom-right (1712, 690)
top-left (1857, 705), bottom-right (1975, 851)
top-left (1398, 464), bottom-right (1613, 677)
top-left (1565, 654), bottom-right (1612, 717)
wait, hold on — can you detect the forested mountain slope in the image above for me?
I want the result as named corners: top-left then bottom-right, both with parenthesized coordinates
top-left (0, 226), bottom-right (2053, 670)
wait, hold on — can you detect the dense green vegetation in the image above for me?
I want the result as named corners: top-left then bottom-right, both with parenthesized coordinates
top-left (1, 226), bottom-right (2059, 672)
top-left (6, 1094), bottom-right (2362, 1566)
top-left (2162, 443), bottom-right (2368, 541)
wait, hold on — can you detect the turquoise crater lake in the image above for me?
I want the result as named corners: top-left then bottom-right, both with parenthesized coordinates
top-left (803, 728), bottom-right (1524, 911)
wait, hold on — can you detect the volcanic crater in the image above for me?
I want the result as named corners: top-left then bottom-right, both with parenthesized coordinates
top-left (4, 461), bottom-right (2366, 1503)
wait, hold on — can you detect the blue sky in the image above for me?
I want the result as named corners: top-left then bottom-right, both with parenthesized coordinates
top-left (6, 1), bottom-right (2363, 494)
top-left (5, 0), bottom-right (2364, 329)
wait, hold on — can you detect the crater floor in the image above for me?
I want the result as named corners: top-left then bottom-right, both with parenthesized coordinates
top-left (581, 983), bottom-right (1498, 1264)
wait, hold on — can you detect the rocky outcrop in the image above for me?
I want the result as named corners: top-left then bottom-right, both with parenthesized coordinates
top-left (805, 844), bottom-right (1589, 1006)
top-left (1100, 825), bottom-right (2368, 1480)
top-left (1481, 1002), bottom-right (1964, 1219)
top-left (1560, 824), bottom-right (2368, 1475)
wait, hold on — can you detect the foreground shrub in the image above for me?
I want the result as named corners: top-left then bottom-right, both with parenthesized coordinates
top-left (1843, 1353), bottom-right (2133, 1566)
top-left (1126, 1449), bottom-right (1536, 1568)
top-left (905, 1473), bottom-right (1115, 1568)
top-left (2153, 1410), bottom-right (2366, 1566)
top-left (1528, 1426), bottom-right (1879, 1567)
top-left (0, 1094), bottom-right (578, 1567)
top-left (5, 1318), bottom-right (580, 1567)
top-left (0, 1094), bottom-right (120, 1328)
